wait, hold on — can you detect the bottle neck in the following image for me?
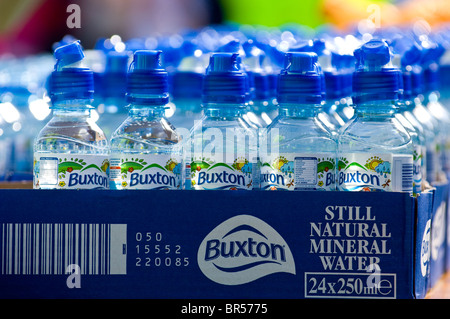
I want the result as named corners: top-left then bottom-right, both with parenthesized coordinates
top-left (128, 103), bottom-right (166, 119)
top-left (202, 103), bottom-right (246, 118)
top-left (277, 103), bottom-right (321, 118)
top-left (354, 100), bottom-right (398, 118)
top-left (51, 99), bottom-right (93, 118)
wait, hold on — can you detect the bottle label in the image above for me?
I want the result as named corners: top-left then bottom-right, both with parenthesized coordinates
top-left (33, 153), bottom-right (109, 189)
top-left (337, 153), bottom-right (413, 193)
top-left (190, 156), bottom-right (256, 190)
top-left (109, 154), bottom-right (182, 190)
top-left (260, 153), bottom-right (336, 191)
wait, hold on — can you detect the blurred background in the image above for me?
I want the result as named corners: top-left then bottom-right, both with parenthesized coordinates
top-left (1, 0), bottom-right (450, 56)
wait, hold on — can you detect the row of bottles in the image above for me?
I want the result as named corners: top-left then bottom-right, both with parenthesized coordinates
top-left (0, 23), bottom-right (449, 192)
top-left (31, 29), bottom-right (450, 193)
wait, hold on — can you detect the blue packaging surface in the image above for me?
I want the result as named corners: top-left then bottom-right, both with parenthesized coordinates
top-left (0, 189), bottom-right (431, 299)
top-left (429, 182), bottom-right (449, 288)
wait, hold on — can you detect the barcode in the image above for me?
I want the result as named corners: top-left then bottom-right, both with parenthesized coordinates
top-left (1, 223), bottom-right (127, 275)
top-left (392, 155), bottom-right (413, 193)
top-left (402, 163), bottom-right (413, 192)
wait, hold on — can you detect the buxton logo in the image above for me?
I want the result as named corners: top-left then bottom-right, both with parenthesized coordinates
top-left (191, 159), bottom-right (253, 190)
top-left (431, 201), bottom-right (446, 261)
top-left (118, 157), bottom-right (181, 189)
top-left (421, 219), bottom-right (431, 277)
top-left (197, 215), bottom-right (295, 285)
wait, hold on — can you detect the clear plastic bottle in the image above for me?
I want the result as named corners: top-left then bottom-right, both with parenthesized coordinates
top-left (292, 39), bottom-right (341, 135)
top-left (188, 52), bottom-right (258, 190)
top-left (95, 51), bottom-right (130, 140)
top-left (422, 43), bottom-right (450, 177)
top-left (109, 50), bottom-right (183, 190)
top-left (259, 51), bottom-right (337, 191)
top-left (337, 39), bottom-right (414, 193)
top-left (0, 114), bottom-right (13, 181)
top-left (411, 63), bottom-right (443, 184)
top-left (0, 54), bottom-right (53, 181)
top-left (395, 74), bottom-right (425, 195)
top-left (242, 40), bottom-right (274, 128)
top-left (328, 52), bottom-right (356, 127)
top-left (169, 39), bottom-right (205, 131)
top-left (33, 41), bottom-right (109, 189)
top-left (391, 39), bottom-right (426, 194)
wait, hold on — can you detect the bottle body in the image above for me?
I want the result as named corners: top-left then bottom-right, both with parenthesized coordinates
top-left (168, 97), bottom-right (203, 131)
top-left (33, 101), bottom-right (109, 189)
top-left (338, 102), bottom-right (414, 193)
top-left (260, 105), bottom-right (337, 191)
top-left (396, 103), bottom-right (425, 194)
top-left (245, 100), bottom-right (277, 129)
top-left (96, 96), bottom-right (129, 140)
top-left (188, 104), bottom-right (258, 190)
top-left (426, 91), bottom-right (450, 177)
top-left (109, 104), bottom-right (183, 190)
top-left (412, 97), bottom-right (443, 183)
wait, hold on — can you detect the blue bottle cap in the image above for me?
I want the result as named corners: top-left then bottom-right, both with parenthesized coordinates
top-left (126, 50), bottom-right (169, 105)
top-left (202, 53), bottom-right (247, 105)
top-left (416, 36), bottom-right (445, 93)
top-left (401, 71), bottom-right (412, 100)
top-left (101, 52), bottom-right (129, 99)
top-left (50, 41), bottom-right (94, 103)
top-left (352, 39), bottom-right (402, 104)
top-left (411, 65), bottom-right (424, 96)
top-left (171, 71), bottom-right (203, 99)
top-left (52, 35), bottom-right (79, 52)
top-left (252, 72), bottom-right (270, 100)
top-left (277, 52), bottom-right (323, 104)
top-left (288, 39), bottom-right (330, 101)
top-left (332, 52), bottom-right (355, 98)
top-left (242, 40), bottom-right (270, 102)
top-left (424, 62), bottom-right (440, 93)
top-left (324, 70), bottom-right (342, 100)
top-left (54, 40), bottom-right (85, 70)
top-left (171, 39), bottom-right (206, 99)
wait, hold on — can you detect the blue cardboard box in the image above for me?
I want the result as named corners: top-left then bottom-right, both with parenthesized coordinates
top-left (428, 182), bottom-right (449, 289)
top-left (0, 189), bottom-right (434, 299)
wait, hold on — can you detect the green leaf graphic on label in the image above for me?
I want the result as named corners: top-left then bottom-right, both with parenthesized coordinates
top-left (345, 162), bottom-right (368, 171)
top-left (337, 158), bottom-right (348, 171)
top-left (317, 160), bottom-right (335, 173)
top-left (191, 161), bottom-right (210, 172)
top-left (121, 161), bottom-right (144, 174)
top-left (58, 162), bottom-right (83, 174)
top-left (261, 162), bottom-right (274, 170)
top-left (142, 163), bottom-right (167, 172)
top-left (81, 164), bottom-right (103, 172)
top-left (207, 162), bottom-right (235, 171)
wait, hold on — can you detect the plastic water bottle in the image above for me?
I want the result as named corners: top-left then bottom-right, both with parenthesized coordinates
top-left (337, 39), bottom-right (414, 193)
top-left (411, 55), bottom-right (443, 184)
top-left (188, 52), bottom-right (258, 190)
top-left (259, 51), bottom-right (337, 191)
top-left (169, 39), bottom-right (205, 131)
top-left (96, 51), bottom-right (130, 139)
top-left (327, 52), bottom-right (356, 128)
top-left (0, 114), bottom-right (13, 181)
top-left (291, 39), bottom-right (340, 135)
top-left (0, 55), bottom-right (52, 181)
top-left (109, 50), bottom-right (183, 190)
top-left (33, 41), bottom-right (109, 189)
top-left (395, 76), bottom-right (425, 195)
top-left (421, 39), bottom-right (450, 177)
top-left (390, 38), bottom-right (426, 194)
top-left (242, 40), bottom-right (273, 128)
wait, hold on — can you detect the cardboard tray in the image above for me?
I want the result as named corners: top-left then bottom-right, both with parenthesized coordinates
top-left (0, 186), bottom-right (444, 299)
